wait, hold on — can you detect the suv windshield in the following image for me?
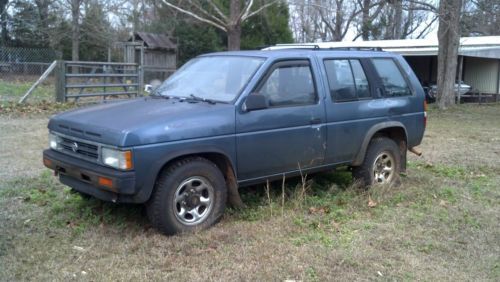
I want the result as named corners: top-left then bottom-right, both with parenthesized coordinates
top-left (156, 56), bottom-right (265, 102)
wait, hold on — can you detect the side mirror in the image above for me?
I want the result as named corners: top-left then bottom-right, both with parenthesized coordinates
top-left (243, 94), bottom-right (268, 111)
top-left (144, 84), bottom-right (153, 94)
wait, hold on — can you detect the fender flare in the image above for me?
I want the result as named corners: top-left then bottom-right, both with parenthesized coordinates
top-left (133, 147), bottom-right (237, 203)
top-left (352, 121), bottom-right (408, 166)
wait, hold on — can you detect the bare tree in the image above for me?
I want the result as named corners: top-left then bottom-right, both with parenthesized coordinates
top-left (316, 0), bottom-right (360, 41)
top-left (67, 0), bottom-right (85, 62)
top-left (461, 0), bottom-right (500, 36)
top-left (436, 0), bottom-right (462, 109)
top-left (288, 0), bottom-right (364, 42)
top-left (0, 0), bottom-right (9, 44)
top-left (161, 0), bottom-right (279, 50)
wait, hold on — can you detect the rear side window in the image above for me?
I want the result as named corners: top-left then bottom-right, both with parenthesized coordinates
top-left (258, 62), bottom-right (317, 107)
top-left (324, 59), bottom-right (371, 102)
top-left (371, 58), bottom-right (412, 97)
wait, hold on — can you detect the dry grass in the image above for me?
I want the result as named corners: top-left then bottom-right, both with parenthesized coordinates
top-left (0, 104), bottom-right (499, 281)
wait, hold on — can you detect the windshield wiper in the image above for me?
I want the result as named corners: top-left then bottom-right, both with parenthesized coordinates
top-left (185, 94), bottom-right (217, 105)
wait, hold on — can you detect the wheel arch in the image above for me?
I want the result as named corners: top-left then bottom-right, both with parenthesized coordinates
top-left (352, 122), bottom-right (408, 169)
top-left (137, 148), bottom-right (243, 207)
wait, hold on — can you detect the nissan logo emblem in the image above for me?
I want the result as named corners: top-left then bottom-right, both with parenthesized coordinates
top-left (71, 142), bottom-right (79, 152)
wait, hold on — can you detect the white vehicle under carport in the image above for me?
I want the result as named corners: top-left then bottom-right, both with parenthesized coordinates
top-left (425, 81), bottom-right (472, 102)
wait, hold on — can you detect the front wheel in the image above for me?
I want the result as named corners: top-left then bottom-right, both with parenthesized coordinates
top-left (353, 137), bottom-right (401, 187)
top-left (146, 157), bottom-right (227, 235)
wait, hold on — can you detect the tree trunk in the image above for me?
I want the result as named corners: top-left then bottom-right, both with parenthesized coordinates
top-left (71, 0), bottom-right (81, 62)
top-left (227, 24), bottom-right (241, 51)
top-left (35, 0), bottom-right (50, 46)
top-left (228, 0), bottom-right (241, 50)
top-left (361, 0), bottom-right (371, 40)
top-left (436, 0), bottom-right (462, 109)
top-left (393, 0), bottom-right (403, 39)
top-left (0, 0), bottom-right (8, 44)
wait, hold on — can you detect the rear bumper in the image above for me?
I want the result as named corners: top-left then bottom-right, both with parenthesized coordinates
top-left (43, 149), bottom-right (142, 203)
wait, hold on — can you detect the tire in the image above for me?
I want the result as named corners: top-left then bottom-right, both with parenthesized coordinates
top-left (353, 137), bottom-right (401, 187)
top-left (146, 157), bottom-right (227, 235)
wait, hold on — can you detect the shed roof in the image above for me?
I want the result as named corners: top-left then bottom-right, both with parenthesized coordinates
top-left (272, 36), bottom-right (500, 59)
top-left (131, 32), bottom-right (177, 50)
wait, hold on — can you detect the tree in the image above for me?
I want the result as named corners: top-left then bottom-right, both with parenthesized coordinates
top-left (461, 0), bottom-right (500, 36)
top-left (0, 0), bottom-right (9, 44)
top-left (79, 0), bottom-right (113, 61)
top-left (161, 0), bottom-right (279, 50)
top-left (69, 0), bottom-right (84, 62)
top-left (356, 0), bottom-right (436, 40)
top-left (241, 1), bottom-right (293, 49)
top-left (436, 0), bottom-right (462, 109)
top-left (316, 0), bottom-right (360, 41)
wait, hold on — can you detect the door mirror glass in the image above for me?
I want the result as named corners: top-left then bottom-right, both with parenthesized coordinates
top-left (243, 94), bottom-right (268, 111)
top-left (144, 84), bottom-right (154, 94)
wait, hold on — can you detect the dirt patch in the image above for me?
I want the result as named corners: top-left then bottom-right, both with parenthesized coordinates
top-left (0, 115), bottom-right (49, 181)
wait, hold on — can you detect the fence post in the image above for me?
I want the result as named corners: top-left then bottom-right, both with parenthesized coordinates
top-left (138, 64), bottom-right (144, 97)
top-left (55, 60), bottom-right (66, 102)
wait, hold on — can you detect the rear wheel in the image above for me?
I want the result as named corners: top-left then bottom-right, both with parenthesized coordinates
top-left (353, 137), bottom-right (401, 187)
top-left (146, 157), bottom-right (227, 235)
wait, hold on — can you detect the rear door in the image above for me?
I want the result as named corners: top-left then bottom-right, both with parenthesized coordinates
top-left (235, 59), bottom-right (327, 181)
top-left (321, 57), bottom-right (384, 164)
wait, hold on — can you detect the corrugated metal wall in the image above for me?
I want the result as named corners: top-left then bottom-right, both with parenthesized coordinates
top-left (464, 57), bottom-right (500, 94)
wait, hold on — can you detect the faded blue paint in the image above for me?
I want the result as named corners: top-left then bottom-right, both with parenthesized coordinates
top-left (46, 49), bottom-right (425, 203)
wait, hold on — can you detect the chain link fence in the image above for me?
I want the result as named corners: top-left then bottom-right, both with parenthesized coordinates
top-left (0, 47), bottom-right (62, 77)
top-left (0, 47), bottom-right (62, 102)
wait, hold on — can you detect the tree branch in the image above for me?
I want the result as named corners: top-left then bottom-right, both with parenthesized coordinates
top-left (161, 0), bottom-right (227, 31)
top-left (187, 0), bottom-right (227, 27)
top-left (206, 0), bottom-right (228, 21)
top-left (242, 0), bottom-right (279, 21)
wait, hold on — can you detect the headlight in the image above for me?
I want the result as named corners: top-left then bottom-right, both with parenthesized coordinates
top-left (101, 147), bottom-right (133, 170)
top-left (49, 133), bottom-right (61, 150)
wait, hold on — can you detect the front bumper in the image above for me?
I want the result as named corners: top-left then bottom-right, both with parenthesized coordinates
top-left (43, 149), bottom-right (139, 203)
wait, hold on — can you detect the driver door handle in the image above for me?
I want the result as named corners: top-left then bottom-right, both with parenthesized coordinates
top-left (310, 118), bottom-right (321, 125)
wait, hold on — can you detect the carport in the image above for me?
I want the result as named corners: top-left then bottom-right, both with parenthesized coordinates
top-left (277, 36), bottom-right (500, 102)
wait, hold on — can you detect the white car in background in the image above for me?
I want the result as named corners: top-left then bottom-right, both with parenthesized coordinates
top-left (425, 81), bottom-right (472, 103)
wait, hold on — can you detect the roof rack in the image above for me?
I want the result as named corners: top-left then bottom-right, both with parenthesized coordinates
top-left (326, 47), bottom-right (384, 51)
top-left (262, 44), bottom-right (320, 50)
top-left (263, 45), bottom-right (384, 52)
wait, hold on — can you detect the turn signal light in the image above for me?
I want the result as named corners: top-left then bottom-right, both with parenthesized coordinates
top-left (98, 177), bottom-right (113, 188)
top-left (43, 158), bottom-right (52, 167)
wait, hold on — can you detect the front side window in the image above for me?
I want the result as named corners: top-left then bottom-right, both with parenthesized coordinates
top-left (156, 56), bottom-right (264, 102)
top-left (371, 58), bottom-right (412, 97)
top-left (257, 62), bottom-right (317, 107)
top-left (324, 59), bottom-right (371, 101)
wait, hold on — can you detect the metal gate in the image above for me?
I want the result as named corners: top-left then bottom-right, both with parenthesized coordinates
top-left (56, 61), bottom-right (143, 102)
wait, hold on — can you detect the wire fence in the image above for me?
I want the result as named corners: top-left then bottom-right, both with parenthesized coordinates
top-left (0, 47), bottom-right (62, 77)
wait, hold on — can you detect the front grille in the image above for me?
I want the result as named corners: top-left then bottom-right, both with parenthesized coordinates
top-left (59, 136), bottom-right (99, 160)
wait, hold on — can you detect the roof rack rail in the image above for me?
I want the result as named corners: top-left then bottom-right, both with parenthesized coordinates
top-left (263, 45), bottom-right (384, 52)
top-left (327, 47), bottom-right (384, 51)
top-left (262, 44), bottom-right (320, 50)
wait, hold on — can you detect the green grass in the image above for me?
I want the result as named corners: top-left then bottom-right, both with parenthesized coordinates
top-left (0, 79), bottom-right (55, 102)
top-left (1, 103), bottom-right (499, 281)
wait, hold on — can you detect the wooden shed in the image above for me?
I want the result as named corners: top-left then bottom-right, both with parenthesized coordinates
top-left (125, 32), bottom-right (178, 83)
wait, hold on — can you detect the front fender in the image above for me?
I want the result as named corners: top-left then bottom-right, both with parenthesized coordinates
top-left (131, 137), bottom-right (236, 203)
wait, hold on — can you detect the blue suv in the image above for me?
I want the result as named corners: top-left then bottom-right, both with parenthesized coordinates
top-left (43, 49), bottom-right (426, 235)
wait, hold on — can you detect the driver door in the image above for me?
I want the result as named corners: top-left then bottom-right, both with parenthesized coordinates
top-left (235, 60), bottom-right (326, 181)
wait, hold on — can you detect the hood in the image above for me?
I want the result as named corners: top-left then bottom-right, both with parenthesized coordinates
top-left (48, 97), bottom-right (236, 147)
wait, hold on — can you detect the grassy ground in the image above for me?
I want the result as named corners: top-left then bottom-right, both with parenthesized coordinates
top-left (0, 104), bottom-right (499, 281)
top-left (0, 78), bottom-right (55, 103)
